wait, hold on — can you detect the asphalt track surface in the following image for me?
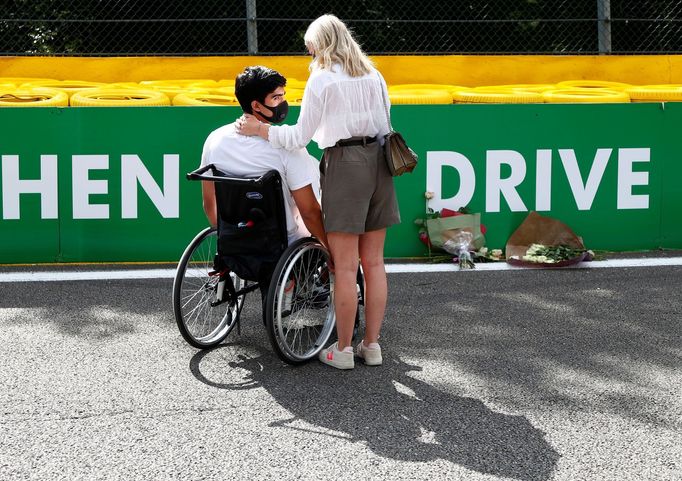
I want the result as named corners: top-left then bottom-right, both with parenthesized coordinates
top-left (1, 262), bottom-right (680, 481)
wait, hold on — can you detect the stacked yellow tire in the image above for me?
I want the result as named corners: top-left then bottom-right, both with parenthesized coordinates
top-left (625, 85), bottom-right (682, 102)
top-left (22, 80), bottom-right (107, 97)
top-left (542, 88), bottom-right (629, 103)
top-left (173, 92), bottom-right (239, 106)
top-left (70, 89), bottom-right (171, 106)
top-left (139, 79), bottom-right (217, 100)
top-left (0, 87), bottom-right (68, 107)
top-left (389, 84), bottom-right (463, 104)
top-left (452, 87), bottom-right (543, 104)
top-left (2, 77), bottom-right (682, 106)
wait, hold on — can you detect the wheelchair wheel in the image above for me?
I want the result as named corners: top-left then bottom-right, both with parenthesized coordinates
top-left (173, 227), bottom-right (246, 348)
top-left (265, 238), bottom-right (336, 364)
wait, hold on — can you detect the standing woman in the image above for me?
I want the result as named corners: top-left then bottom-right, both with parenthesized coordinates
top-left (236, 14), bottom-right (400, 370)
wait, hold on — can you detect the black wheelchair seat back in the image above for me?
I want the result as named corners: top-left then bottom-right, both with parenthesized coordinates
top-left (193, 165), bottom-right (288, 282)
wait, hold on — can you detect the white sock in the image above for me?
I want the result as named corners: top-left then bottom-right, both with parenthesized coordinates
top-left (363, 341), bottom-right (380, 350)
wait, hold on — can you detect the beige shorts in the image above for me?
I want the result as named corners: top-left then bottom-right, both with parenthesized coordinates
top-left (320, 140), bottom-right (401, 234)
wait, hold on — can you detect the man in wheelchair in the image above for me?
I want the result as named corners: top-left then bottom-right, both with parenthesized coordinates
top-left (200, 66), bottom-right (329, 313)
top-left (175, 68), bottom-right (360, 362)
top-left (200, 65), bottom-right (327, 248)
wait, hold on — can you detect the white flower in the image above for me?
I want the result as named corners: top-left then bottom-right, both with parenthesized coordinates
top-left (424, 191), bottom-right (434, 200)
top-left (526, 243), bottom-right (545, 255)
top-left (522, 254), bottom-right (550, 263)
top-left (479, 247), bottom-right (489, 256)
top-left (491, 249), bottom-right (503, 257)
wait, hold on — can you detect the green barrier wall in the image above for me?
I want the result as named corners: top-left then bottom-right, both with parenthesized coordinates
top-left (1, 104), bottom-right (681, 264)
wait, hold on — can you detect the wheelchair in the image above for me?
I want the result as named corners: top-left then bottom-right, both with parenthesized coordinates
top-left (172, 164), bottom-right (364, 365)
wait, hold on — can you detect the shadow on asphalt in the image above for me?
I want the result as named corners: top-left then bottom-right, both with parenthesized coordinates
top-left (390, 268), bottom-right (681, 429)
top-left (190, 346), bottom-right (559, 481)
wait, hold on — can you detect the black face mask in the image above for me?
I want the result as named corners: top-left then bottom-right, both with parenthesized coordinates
top-left (259, 100), bottom-right (289, 124)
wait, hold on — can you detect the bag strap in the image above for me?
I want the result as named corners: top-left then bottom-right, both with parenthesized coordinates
top-left (377, 70), bottom-right (393, 131)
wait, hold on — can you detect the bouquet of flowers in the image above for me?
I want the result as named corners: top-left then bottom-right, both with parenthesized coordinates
top-left (474, 247), bottom-right (504, 262)
top-left (442, 230), bottom-right (475, 269)
top-left (415, 193), bottom-right (503, 268)
top-left (509, 243), bottom-right (590, 264)
top-left (505, 212), bottom-right (592, 268)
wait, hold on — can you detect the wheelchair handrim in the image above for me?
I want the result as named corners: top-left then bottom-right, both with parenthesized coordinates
top-left (273, 242), bottom-right (335, 361)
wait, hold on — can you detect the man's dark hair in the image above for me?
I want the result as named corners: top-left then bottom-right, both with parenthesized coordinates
top-left (235, 66), bottom-right (287, 114)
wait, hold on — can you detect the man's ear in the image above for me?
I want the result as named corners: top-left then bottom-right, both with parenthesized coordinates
top-left (250, 100), bottom-right (262, 114)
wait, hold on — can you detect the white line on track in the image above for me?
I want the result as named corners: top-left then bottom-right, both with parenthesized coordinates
top-left (0, 257), bottom-right (681, 282)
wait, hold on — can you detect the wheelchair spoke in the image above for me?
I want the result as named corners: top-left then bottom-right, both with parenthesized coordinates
top-left (180, 283), bottom-right (211, 309)
top-left (186, 288), bottom-right (211, 322)
top-left (173, 228), bottom-right (242, 348)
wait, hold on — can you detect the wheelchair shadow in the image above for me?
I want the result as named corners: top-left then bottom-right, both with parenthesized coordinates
top-left (190, 346), bottom-right (559, 481)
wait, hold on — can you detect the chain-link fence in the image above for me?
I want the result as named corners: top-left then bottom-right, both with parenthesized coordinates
top-left (2, 1), bottom-right (681, 56)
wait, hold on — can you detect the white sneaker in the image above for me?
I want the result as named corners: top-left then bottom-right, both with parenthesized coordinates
top-left (319, 342), bottom-right (354, 370)
top-left (355, 341), bottom-right (382, 366)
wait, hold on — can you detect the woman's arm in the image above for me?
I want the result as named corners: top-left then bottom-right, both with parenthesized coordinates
top-left (291, 185), bottom-right (328, 249)
top-left (237, 83), bottom-right (324, 150)
top-left (377, 70), bottom-right (392, 135)
top-left (269, 87), bottom-right (324, 150)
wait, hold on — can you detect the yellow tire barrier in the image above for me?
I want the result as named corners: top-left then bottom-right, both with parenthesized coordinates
top-left (199, 86), bottom-right (236, 96)
top-left (172, 92), bottom-right (240, 106)
top-left (542, 88), bottom-right (630, 103)
top-left (140, 79), bottom-right (218, 88)
top-left (284, 88), bottom-right (305, 105)
top-left (625, 85), bottom-right (682, 102)
top-left (138, 80), bottom-right (219, 100)
top-left (389, 89), bottom-right (453, 104)
top-left (389, 83), bottom-right (467, 94)
top-left (556, 80), bottom-right (632, 90)
top-left (70, 89), bottom-right (170, 106)
top-left (168, 87), bottom-right (237, 102)
top-left (0, 77), bottom-right (57, 85)
top-left (0, 87), bottom-right (69, 107)
top-left (286, 78), bottom-right (307, 89)
top-left (21, 80), bottom-right (107, 97)
top-left (452, 89), bottom-right (543, 104)
top-left (186, 80), bottom-right (220, 89)
top-left (475, 84), bottom-right (556, 93)
top-left (145, 86), bottom-right (199, 100)
top-left (106, 82), bottom-right (141, 89)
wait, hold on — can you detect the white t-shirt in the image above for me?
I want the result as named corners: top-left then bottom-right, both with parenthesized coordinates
top-left (268, 65), bottom-right (391, 150)
top-left (200, 123), bottom-right (320, 244)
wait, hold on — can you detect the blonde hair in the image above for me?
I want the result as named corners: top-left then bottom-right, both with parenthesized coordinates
top-left (304, 14), bottom-right (374, 77)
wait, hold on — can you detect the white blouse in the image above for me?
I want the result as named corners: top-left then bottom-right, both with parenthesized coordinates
top-left (268, 64), bottom-right (391, 150)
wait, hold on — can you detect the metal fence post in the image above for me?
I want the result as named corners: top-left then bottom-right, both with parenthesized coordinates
top-left (246, 0), bottom-right (258, 55)
top-left (597, 0), bottom-right (612, 54)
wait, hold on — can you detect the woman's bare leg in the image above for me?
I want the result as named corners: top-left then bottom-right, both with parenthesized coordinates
top-left (327, 232), bottom-right (359, 350)
top-left (358, 228), bottom-right (387, 345)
